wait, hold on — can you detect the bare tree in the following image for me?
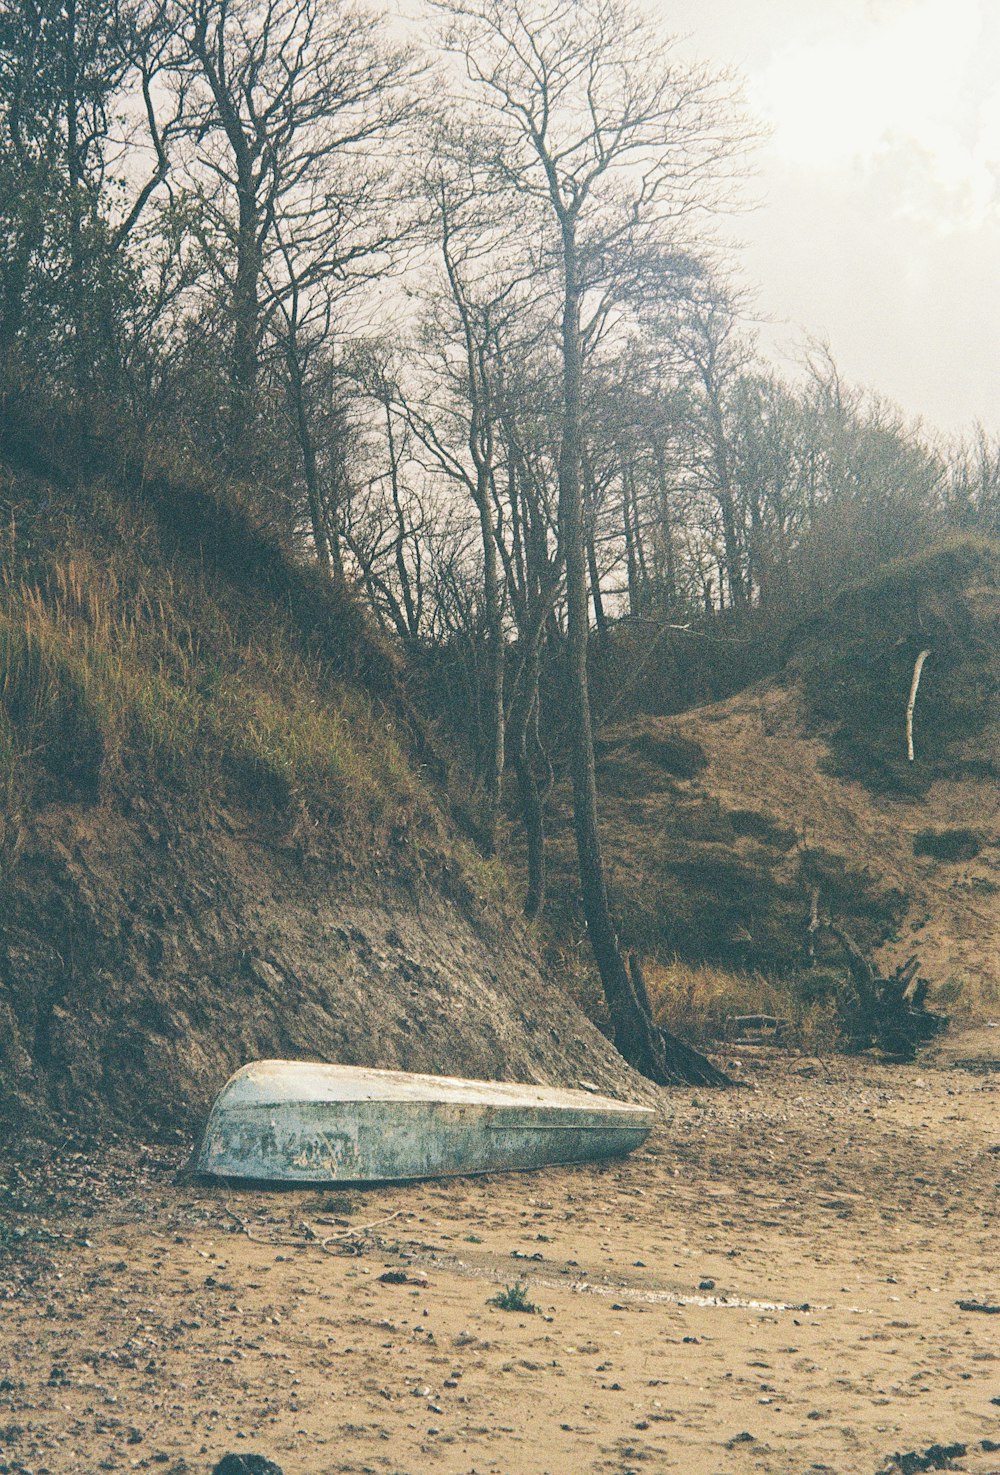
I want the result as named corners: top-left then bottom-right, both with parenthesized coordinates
top-left (175, 0), bottom-right (416, 476)
top-left (344, 343), bottom-right (431, 642)
top-left (491, 317), bottom-right (564, 916)
top-left (668, 272), bottom-right (755, 608)
top-left (404, 132), bottom-right (531, 854)
top-left (436, 0), bottom-right (745, 1083)
top-left (0, 0), bottom-right (184, 390)
top-left (946, 424), bottom-right (1000, 535)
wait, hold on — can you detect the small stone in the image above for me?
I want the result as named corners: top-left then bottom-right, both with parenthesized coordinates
top-left (211, 1458), bottom-right (284, 1475)
top-left (698, 1278), bottom-right (716, 1291)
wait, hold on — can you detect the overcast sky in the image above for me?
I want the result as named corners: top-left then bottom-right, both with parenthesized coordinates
top-left (659, 0), bottom-right (1000, 438)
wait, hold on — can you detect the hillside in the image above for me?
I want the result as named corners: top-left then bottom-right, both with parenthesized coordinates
top-left (0, 406), bottom-right (645, 1137)
top-left (547, 540), bottom-right (1000, 1040)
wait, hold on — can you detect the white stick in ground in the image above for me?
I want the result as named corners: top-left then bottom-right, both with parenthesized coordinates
top-left (906, 649), bottom-right (931, 762)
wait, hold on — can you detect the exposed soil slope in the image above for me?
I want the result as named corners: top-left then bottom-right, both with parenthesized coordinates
top-left (0, 798), bottom-right (647, 1138)
top-left (0, 411), bottom-right (646, 1136)
top-left (545, 542), bottom-right (1000, 1021)
top-left (557, 680), bottom-right (1000, 1015)
top-left (676, 681), bottom-right (999, 994)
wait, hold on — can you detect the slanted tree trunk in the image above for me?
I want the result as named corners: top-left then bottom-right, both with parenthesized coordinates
top-left (557, 219), bottom-right (728, 1087)
top-left (228, 186), bottom-right (260, 468)
top-left (436, 195), bottom-right (506, 858)
top-left (508, 607), bottom-right (551, 920)
top-left (621, 446), bottom-right (641, 617)
top-left (475, 480), bottom-right (505, 858)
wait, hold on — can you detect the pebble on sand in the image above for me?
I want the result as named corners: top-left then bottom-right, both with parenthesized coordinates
top-left (211, 1456), bottom-right (284, 1475)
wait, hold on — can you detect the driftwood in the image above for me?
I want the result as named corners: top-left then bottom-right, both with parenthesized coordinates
top-left (724, 1014), bottom-right (793, 1046)
top-left (823, 921), bottom-right (945, 1059)
top-left (906, 648), bottom-right (931, 762)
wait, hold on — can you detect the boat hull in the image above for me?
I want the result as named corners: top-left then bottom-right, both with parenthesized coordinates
top-left (196, 1060), bottom-right (654, 1183)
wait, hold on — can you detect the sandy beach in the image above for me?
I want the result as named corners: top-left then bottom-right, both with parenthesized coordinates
top-left (4, 1040), bottom-right (1000, 1475)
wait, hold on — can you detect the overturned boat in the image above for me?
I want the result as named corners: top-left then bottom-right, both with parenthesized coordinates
top-left (196, 1059), bottom-right (655, 1184)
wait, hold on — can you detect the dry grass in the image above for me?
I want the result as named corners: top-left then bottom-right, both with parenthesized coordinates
top-left (933, 970), bottom-right (1000, 1022)
top-left (0, 540), bottom-right (446, 868)
top-left (644, 958), bottom-right (841, 1055)
top-left (544, 937), bottom-right (842, 1056)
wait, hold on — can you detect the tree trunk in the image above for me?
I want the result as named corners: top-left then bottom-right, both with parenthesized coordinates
top-left (285, 342), bottom-right (334, 575)
top-left (630, 464), bottom-right (650, 610)
top-left (64, 0), bottom-right (88, 397)
top-left (229, 189), bottom-right (260, 468)
top-left (652, 438), bottom-right (678, 608)
top-left (705, 393), bottom-right (746, 609)
top-left (474, 477), bottom-right (504, 858)
top-left (581, 448), bottom-right (609, 645)
top-left (508, 624), bottom-right (547, 919)
top-left (556, 219), bottom-right (727, 1088)
top-left (511, 699), bottom-right (545, 920)
top-left (621, 449), bottom-right (641, 617)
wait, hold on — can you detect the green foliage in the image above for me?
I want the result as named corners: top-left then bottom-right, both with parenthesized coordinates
top-left (913, 827), bottom-right (982, 862)
top-left (488, 1281), bottom-right (538, 1314)
top-left (790, 536), bottom-right (1000, 795)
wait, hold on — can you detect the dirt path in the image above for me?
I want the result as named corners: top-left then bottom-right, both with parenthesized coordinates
top-left (4, 1044), bottom-right (1000, 1475)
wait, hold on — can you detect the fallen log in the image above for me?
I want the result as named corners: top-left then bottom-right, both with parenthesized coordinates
top-left (822, 921), bottom-right (946, 1059)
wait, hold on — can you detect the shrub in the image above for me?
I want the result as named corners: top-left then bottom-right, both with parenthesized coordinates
top-left (728, 809), bottom-right (797, 850)
top-left (913, 827), bottom-right (982, 862)
top-left (633, 729), bottom-right (707, 778)
top-left (488, 1281), bottom-right (539, 1314)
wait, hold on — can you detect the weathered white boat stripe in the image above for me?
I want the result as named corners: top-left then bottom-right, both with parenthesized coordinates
top-left (197, 1059), bottom-right (654, 1183)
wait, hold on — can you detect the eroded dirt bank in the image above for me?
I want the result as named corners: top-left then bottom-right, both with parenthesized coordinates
top-left (4, 1043), bottom-right (1000, 1475)
top-left (0, 801), bottom-right (649, 1138)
